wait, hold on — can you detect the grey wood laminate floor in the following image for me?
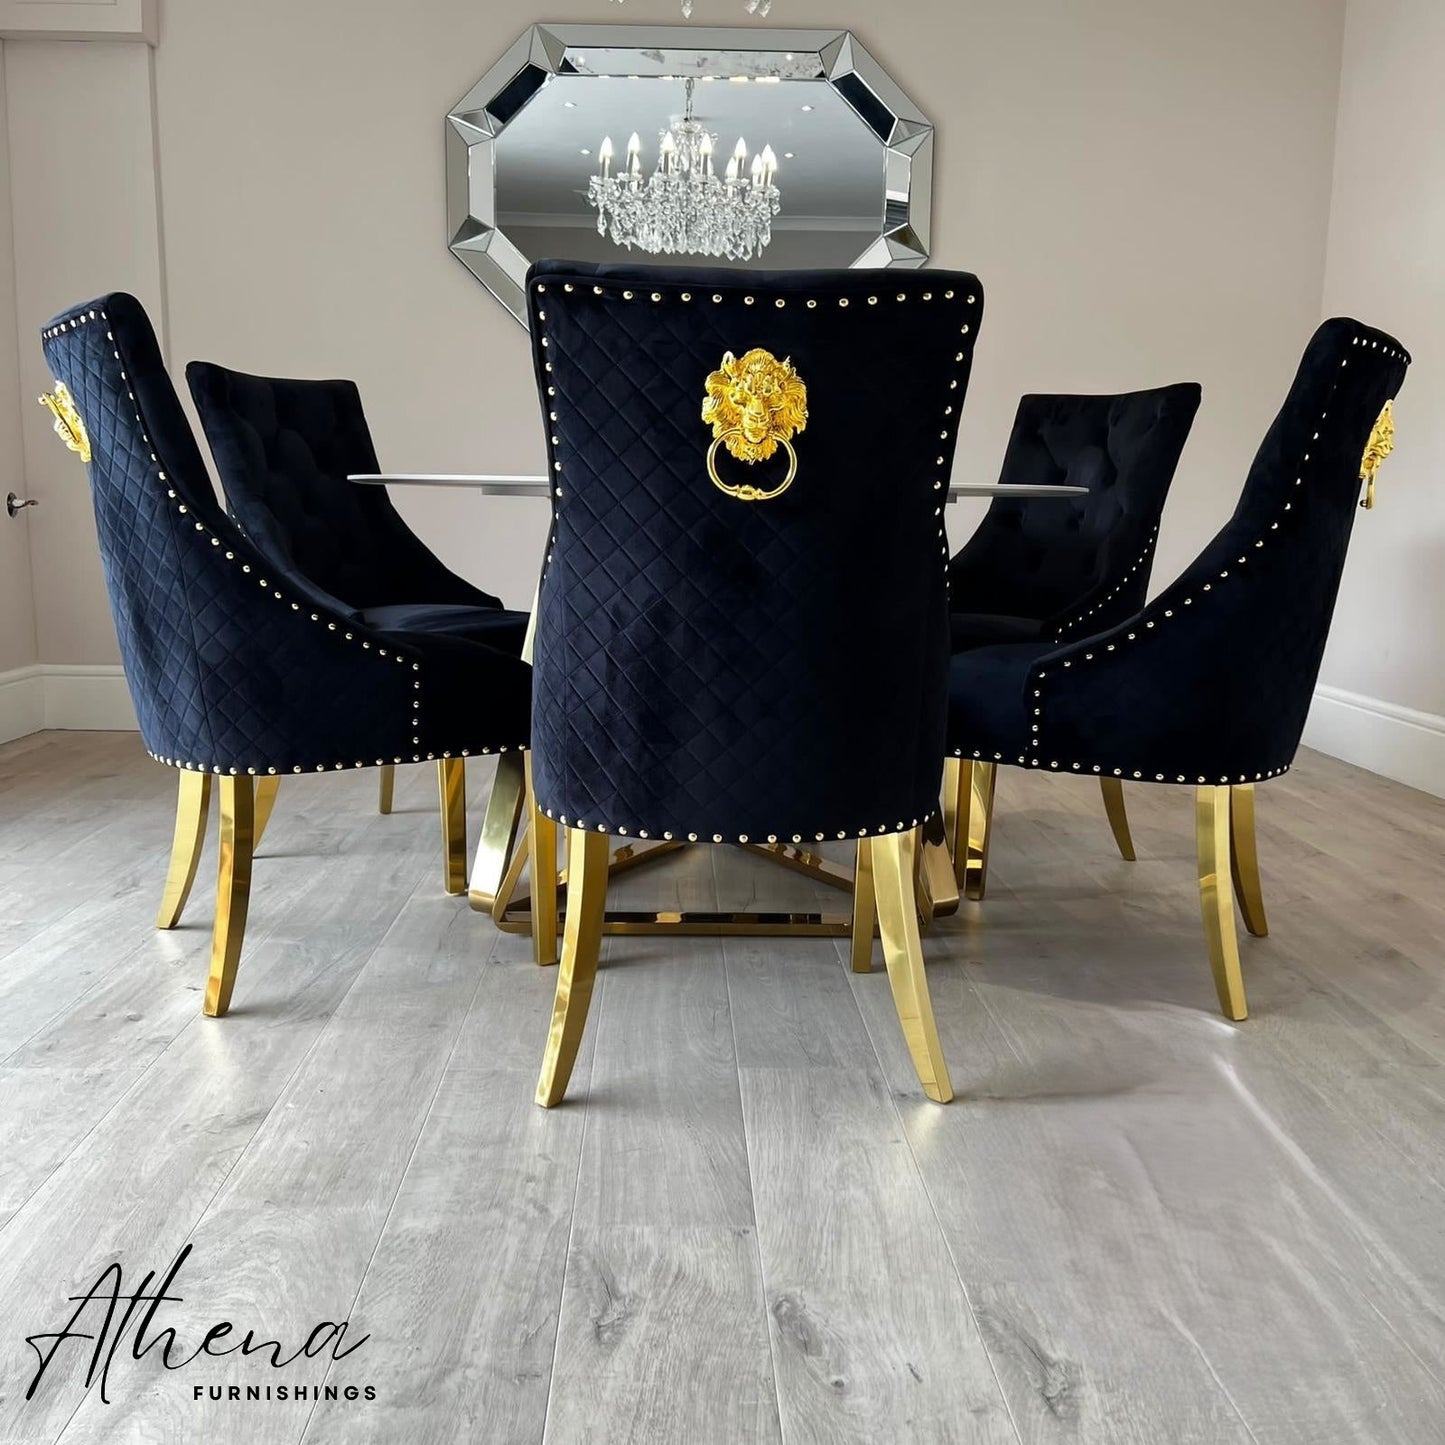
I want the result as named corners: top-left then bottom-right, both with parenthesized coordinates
top-left (1, 729), bottom-right (1443, 1444)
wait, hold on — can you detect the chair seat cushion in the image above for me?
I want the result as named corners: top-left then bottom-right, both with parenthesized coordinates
top-left (359, 603), bottom-right (529, 654)
top-left (946, 641), bottom-right (1054, 761)
top-left (369, 627), bottom-right (532, 754)
top-left (949, 611), bottom-right (1046, 652)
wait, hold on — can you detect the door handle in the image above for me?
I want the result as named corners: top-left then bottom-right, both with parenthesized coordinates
top-left (6, 492), bottom-right (38, 518)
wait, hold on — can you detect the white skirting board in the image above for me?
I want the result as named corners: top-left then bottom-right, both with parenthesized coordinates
top-left (0, 665), bottom-right (45, 743)
top-left (3, 664), bottom-right (1442, 799)
top-left (0, 662), bottom-right (136, 743)
top-left (1302, 685), bottom-right (1445, 799)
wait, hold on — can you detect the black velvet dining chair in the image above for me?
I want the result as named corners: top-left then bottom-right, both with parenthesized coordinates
top-left (38, 294), bottom-right (531, 1016)
top-left (186, 362), bottom-right (530, 813)
top-left (524, 260), bottom-right (985, 1106)
top-left (944, 383), bottom-right (1201, 886)
top-left (943, 318), bottom-right (1408, 1019)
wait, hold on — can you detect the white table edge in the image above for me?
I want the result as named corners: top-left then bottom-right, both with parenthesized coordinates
top-left (347, 474), bottom-right (1087, 501)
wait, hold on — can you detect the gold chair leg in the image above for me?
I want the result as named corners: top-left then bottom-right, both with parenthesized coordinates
top-left (1196, 786), bottom-right (1248, 1021)
top-left (438, 758), bottom-right (467, 895)
top-left (942, 757), bottom-right (962, 853)
top-left (950, 760), bottom-right (971, 888)
top-left (525, 753), bottom-right (559, 967)
top-left (956, 761), bottom-right (997, 901)
top-left (469, 751), bottom-right (526, 912)
top-left (1229, 783), bottom-right (1269, 937)
top-left (851, 837), bottom-right (876, 974)
top-left (252, 775), bottom-right (280, 850)
top-left (156, 771), bottom-right (212, 929)
top-left (377, 764), bottom-right (395, 815)
top-left (921, 812), bottom-right (960, 919)
top-left (203, 776), bottom-right (255, 1018)
top-left (915, 830), bottom-right (935, 923)
top-left (536, 827), bottom-right (611, 1108)
top-left (873, 829), bottom-right (954, 1103)
top-left (1099, 776), bottom-right (1136, 861)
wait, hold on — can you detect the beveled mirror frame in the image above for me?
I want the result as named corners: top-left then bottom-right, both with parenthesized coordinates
top-left (446, 24), bottom-right (934, 325)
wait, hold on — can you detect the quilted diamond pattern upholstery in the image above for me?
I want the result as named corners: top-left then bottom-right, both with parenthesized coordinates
top-left (527, 261), bottom-right (983, 841)
top-left (944, 320), bottom-right (1410, 784)
top-left (41, 294), bottom-right (529, 774)
top-left (187, 362), bottom-right (530, 649)
top-left (948, 384), bottom-right (1201, 649)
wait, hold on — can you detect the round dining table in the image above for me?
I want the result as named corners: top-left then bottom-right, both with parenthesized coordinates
top-left (348, 471), bottom-right (1088, 938)
top-left (348, 474), bottom-right (1087, 503)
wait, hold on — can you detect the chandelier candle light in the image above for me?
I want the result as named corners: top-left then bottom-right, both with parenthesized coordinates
top-left (587, 79), bottom-right (782, 261)
top-left (611, 0), bottom-right (775, 21)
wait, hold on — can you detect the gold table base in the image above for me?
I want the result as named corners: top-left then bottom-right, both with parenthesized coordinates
top-left (467, 753), bottom-right (960, 939)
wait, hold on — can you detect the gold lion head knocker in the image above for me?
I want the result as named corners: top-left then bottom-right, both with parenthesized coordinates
top-left (38, 382), bottom-right (91, 464)
top-left (1359, 399), bottom-right (1394, 510)
top-left (701, 348), bottom-right (808, 502)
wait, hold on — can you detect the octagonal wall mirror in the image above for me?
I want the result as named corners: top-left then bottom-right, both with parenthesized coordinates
top-left (447, 24), bottom-right (934, 325)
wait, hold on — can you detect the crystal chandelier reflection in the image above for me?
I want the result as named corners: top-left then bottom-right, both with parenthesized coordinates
top-left (586, 80), bottom-right (782, 261)
top-left (611, 0), bottom-right (773, 18)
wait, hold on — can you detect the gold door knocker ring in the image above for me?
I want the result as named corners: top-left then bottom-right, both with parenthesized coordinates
top-left (706, 431), bottom-right (799, 502)
top-left (701, 348), bottom-right (808, 503)
top-left (38, 382), bottom-right (91, 464)
top-left (1358, 398), bottom-right (1394, 510)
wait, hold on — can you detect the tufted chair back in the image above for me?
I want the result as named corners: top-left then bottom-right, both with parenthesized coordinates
top-left (1032, 319), bottom-right (1409, 783)
top-left (525, 261), bottom-right (984, 844)
top-left (186, 364), bottom-right (503, 613)
top-left (39, 294), bottom-right (425, 772)
top-left (948, 384), bottom-right (1201, 641)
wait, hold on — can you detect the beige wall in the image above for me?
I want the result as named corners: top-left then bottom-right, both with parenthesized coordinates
top-left (3, 0), bottom-right (1347, 663)
top-left (1318, 0), bottom-right (1443, 720)
top-left (0, 46), bottom-right (38, 678)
